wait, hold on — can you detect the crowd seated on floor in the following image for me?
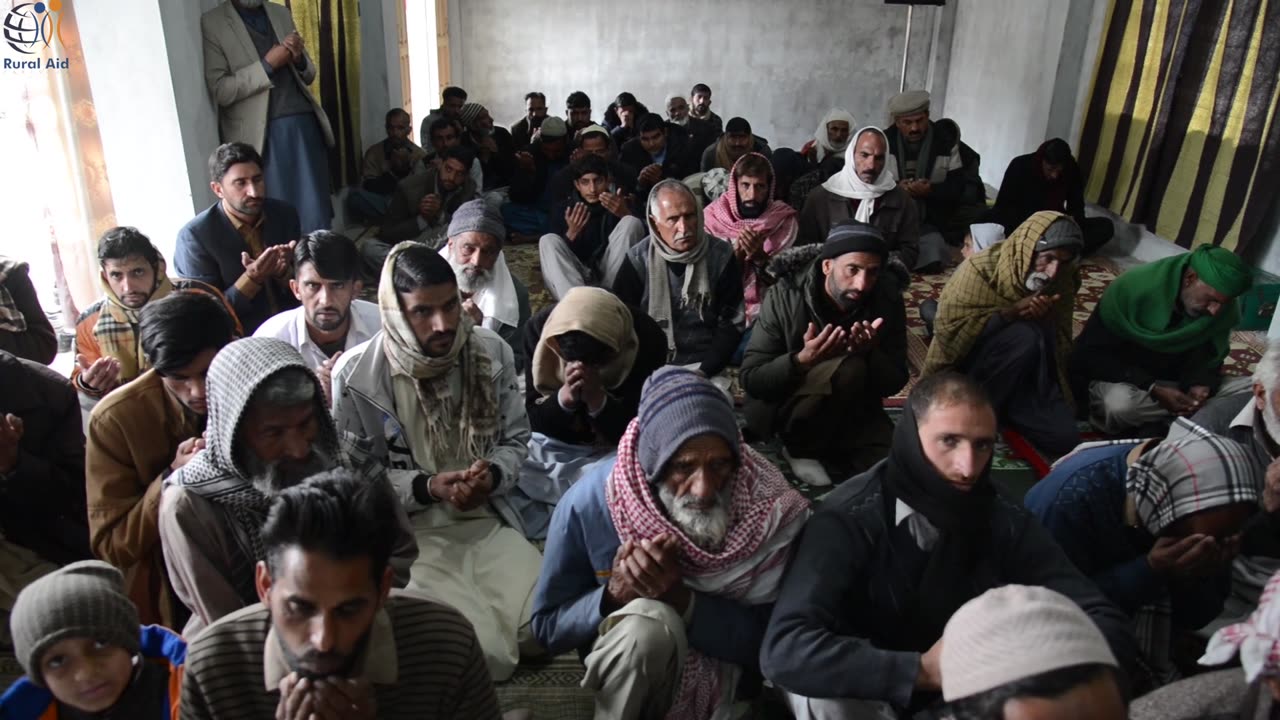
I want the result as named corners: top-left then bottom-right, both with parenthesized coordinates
top-left (3, 3), bottom-right (1277, 717)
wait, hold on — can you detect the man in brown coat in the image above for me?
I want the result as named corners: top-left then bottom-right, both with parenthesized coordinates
top-left (85, 292), bottom-right (236, 627)
top-left (798, 127), bottom-right (933, 287)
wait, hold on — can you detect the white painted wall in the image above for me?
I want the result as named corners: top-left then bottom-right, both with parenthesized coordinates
top-left (445, 0), bottom-right (954, 150)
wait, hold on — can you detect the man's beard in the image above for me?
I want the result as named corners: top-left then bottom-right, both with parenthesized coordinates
top-left (275, 619), bottom-right (371, 679)
top-left (737, 199), bottom-right (765, 220)
top-left (446, 251), bottom-right (492, 294)
top-left (657, 482), bottom-right (731, 552)
top-left (309, 305), bottom-right (349, 333)
top-left (1025, 271), bottom-right (1051, 293)
top-left (243, 445), bottom-right (333, 496)
top-left (670, 116), bottom-right (688, 127)
top-left (827, 274), bottom-right (862, 313)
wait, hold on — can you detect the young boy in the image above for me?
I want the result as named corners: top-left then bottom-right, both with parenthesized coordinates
top-left (0, 561), bottom-right (186, 718)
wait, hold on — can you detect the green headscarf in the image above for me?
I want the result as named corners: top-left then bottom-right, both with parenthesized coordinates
top-left (1097, 245), bottom-right (1250, 366)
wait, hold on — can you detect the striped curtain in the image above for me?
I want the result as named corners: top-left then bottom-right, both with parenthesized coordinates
top-left (278, 0), bottom-right (361, 187)
top-left (1077, 0), bottom-right (1280, 255)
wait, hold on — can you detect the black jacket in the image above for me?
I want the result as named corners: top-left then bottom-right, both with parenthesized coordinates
top-left (509, 139), bottom-right (570, 205)
top-left (759, 465), bottom-right (1137, 710)
top-left (619, 130), bottom-right (698, 195)
top-left (989, 150), bottom-right (1087, 233)
top-left (522, 303), bottom-right (668, 445)
top-left (0, 350), bottom-right (91, 565)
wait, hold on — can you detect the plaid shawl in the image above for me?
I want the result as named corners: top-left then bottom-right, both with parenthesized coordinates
top-left (924, 211), bottom-right (1080, 407)
top-left (0, 258), bottom-right (28, 333)
top-left (606, 418), bottom-right (809, 720)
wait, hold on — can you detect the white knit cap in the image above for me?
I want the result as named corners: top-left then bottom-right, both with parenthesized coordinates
top-left (941, 585), bottom-right (1118, 701)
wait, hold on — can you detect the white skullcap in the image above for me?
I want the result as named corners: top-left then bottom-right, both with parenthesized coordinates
top-left (941, 584), bottom-right (1118, 701)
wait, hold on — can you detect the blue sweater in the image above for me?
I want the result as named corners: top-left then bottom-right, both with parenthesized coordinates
top-left (1024, 442), bottom-right (1228, 626)
top-left (174, 200), bottom-right (300, 334)
top-left (530, 459), bottom-right (773, 672)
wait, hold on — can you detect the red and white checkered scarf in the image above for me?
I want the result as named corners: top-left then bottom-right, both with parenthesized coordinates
top-left (606, 418), bottom-right (810, 719)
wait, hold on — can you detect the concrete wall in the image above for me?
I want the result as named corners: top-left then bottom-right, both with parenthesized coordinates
top-left (446, 0), bottom-right (955, 150)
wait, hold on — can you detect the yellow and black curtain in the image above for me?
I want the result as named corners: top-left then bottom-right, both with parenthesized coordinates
top-left (279, 0), bottom-right (361, 187)
top-left (1077, 0), bottom-right (1280, 255)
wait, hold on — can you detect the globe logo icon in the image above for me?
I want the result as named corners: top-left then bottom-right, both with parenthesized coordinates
top-left (4, 1), bottom-right (62, 55)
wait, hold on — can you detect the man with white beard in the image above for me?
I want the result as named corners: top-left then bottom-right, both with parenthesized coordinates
top-left (1192, 340), bottom-right (1280, 628)
top-left (440, 199), bottom-right (531, 370)
top-left (158, 337), bottom-right (417, 637)
top-left (531, 367), bottom-right (810, 720)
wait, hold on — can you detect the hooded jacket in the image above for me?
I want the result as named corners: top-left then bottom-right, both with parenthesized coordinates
top-left (160, 337), bottom-right (417, 635)
top-left (740, 245), bottom-right (909, 435)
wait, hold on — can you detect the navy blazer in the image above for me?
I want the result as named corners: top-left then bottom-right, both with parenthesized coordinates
top-left (174, 199), bottom-right (301, 334)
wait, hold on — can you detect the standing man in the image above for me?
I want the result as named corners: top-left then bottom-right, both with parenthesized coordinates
top-left (741, 221), bottom-right (908, 487)
top-left (201, 0), bottom-right (333, 233)
top-left (253, 231), bottom-right (379, 399)
top-left (511, 91), bottom-right (548, 149)
top-left (86, 292), bottom-right (236, 628)
top-left (175, 142), bottom-right (301, 335)
top-left (689, 83), bottom-right (723, 137)
top-left (332, 243), bottom-right (542, 682)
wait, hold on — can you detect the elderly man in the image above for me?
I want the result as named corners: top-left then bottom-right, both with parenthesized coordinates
top-left (160, 337), bottom-right (416, 637)
top-left (689, 83), bottom-right (723, 137)
top-left (440, 199), bottom-right (532, 368)
top-left (990, 138), bottom-right (1115, 254)
top-left (175, 142), bottom-right (300, 335)
top-left (925, 211), bottom-right (1084, 456)
top-left (87, 293), bottom-right (236, 628)
top-left (418, 85), bottom-right (467, 151)
top-left (510, 287), bottom-right (667, 539)
top-left (0, 257), bottom-right (57, 365)
top-left (883, 90), bottom-right (987, 244)
top-left (511, 91), bottom-right (548, 149)
top-left (349, 109), bottom-right (426, 223)
top-left (253, 231), bottom-right (379, 399)
top-left (180, 470), bottom-right (505, 720)
top-left (798, 127), bottom-right (928, 281)
top-left (540, 154), bottom-right (647, 301)
top-left (703, 153), bottom-right (799, 328)
top-left (761, 372), bottom-right (1136, 718)
top-left (532, 367), bottom-right (809, 719)
top-left (667, 94), bottom-right (717, 159)
top-left (741, 220), bottom-right (908, 487)
top-left (799, 108), bottom-right (856, 166)
top-left (620, 114), bottom-right (698, 197)
top-left (332, 243), bottom-right (540, 682)
top-left (701, 117), bottom-right (770, 172)
top-left (613, 179), bottom-right (745, 381)
top-left (938, 586), bottom-right (1128, 719)
top-left (1071, 244), bottom-right (1253, 435)
top-left (201, 0), bottom-right (333, 232)
top-left (1026, 418), bottom-right (1259, 690)
top-left (368, 145), bottom-right (479, 274)
top-left (75, 226), bottom-right (237, 407)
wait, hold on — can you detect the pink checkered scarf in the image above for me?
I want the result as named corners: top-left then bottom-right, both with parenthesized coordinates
top-left (1201, 569), bottom-right (1280, 682)
top-left (606, 418), bottom-right (810, 719)
top-left (702, 153), bottom-right (798, 325)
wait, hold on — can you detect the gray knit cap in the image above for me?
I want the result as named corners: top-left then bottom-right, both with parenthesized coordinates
top-left (447, 198), bottom-right (506, 243)
top-left (1035, 218), bottom-right (1084, 253)
top-left (636, 366), bottom-right (740, 479)
top-left (11, 561), bottom-right (141, 687)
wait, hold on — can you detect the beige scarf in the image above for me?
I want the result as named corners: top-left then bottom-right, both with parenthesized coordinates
top-left (97, 259), bottom-right (175, 381)
top-left (377, 242), bottom-right (499, 471)
top-left (531, 286), bottom-right (638, 396)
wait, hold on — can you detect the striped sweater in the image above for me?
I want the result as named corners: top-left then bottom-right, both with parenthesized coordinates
top-left (179, 592), bottom-right (501, 720)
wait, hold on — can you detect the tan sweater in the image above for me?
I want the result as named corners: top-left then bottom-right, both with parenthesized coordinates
top-left (86, 369), bottom-right (201, 627)
top-left (180, 592), bottom-right (502, 720)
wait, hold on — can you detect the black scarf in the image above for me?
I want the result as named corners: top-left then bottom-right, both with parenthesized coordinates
top-left (881, 401), bottom-right (996, 648)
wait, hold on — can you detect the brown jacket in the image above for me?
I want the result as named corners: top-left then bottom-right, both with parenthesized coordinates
top-left (86, 370), bottom-right (201, 628)
top-left (796, 184), bottom-right (921, 271)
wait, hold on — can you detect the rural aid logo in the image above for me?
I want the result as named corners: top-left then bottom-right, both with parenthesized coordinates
top-left (4, 0), bottom-right (68, 67)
